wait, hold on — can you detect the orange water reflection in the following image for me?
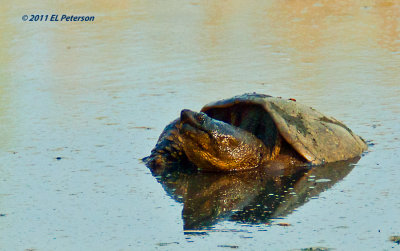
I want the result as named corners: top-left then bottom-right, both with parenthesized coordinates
top-left (1, 0), bottom-right (399, 149)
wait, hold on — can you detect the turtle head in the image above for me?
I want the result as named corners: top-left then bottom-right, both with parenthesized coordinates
top-left (179, 109), bottom-right (219, 159)
top-left (178, 109), bottom-right (268, 172)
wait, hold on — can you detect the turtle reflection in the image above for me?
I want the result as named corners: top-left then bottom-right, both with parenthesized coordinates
top-left (147, 158), bottom-right (360, 231)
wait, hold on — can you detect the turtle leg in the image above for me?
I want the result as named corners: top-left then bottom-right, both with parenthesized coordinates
top-left (144, 119), bottom-right (189, 174)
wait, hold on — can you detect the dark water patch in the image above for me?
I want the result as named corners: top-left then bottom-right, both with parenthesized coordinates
top-left (217, 244), bottom-right (239, 249)
top-left (156, 241), bottom-right (179, 246)
top-left (390, 236), bottom-right (400, 244)
top-left (130, 126), bottom-right (153, 130)
top-left (291, 248), bottom-right (333, 251)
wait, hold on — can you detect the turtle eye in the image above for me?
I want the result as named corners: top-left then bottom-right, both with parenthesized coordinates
top-left (197, 113), bottom-right (207, 124)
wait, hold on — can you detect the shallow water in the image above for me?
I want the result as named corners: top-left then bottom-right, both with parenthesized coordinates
top-left (1, 1), bottom-right (400, 250)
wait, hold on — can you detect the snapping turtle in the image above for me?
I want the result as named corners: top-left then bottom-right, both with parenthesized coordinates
top-left (146, 93), bottom-right (367, 172)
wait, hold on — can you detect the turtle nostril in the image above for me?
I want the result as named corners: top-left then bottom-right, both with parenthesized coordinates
top-left (180, 109), bottom-right (191, 122)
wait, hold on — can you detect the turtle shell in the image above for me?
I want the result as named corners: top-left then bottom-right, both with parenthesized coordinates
top-left (201, 93), bottom-right (367, 165)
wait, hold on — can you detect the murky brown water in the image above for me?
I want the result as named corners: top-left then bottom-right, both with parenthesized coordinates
top-left (1, 1), bottom-right (399, 250)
